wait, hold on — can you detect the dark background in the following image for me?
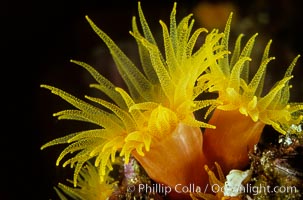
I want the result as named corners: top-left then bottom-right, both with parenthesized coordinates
top-left (2, 0), bottom-right (303, 199)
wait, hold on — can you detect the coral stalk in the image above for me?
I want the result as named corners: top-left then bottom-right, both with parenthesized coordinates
top-left (133, 123), bottom-right (208, 190)
top-left (203, 109), bottom-right (265, 174)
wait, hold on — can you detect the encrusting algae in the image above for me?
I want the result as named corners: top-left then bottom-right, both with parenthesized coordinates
top-left (40, 1), bottom-right (303, 200)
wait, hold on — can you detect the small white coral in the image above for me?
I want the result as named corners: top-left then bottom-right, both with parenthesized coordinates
top-left (223, 169), bottom-right (250, 197)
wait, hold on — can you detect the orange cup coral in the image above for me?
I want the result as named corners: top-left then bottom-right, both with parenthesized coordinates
top-left (41, 2), bottom-right (224, 198)
top-left (199, 13), bottom-right (302, 174)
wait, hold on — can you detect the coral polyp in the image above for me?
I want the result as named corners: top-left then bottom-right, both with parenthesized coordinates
top-left (41, 2), bottom-right (224, 195)
top-left (201, 13), bottom-right (302, 174)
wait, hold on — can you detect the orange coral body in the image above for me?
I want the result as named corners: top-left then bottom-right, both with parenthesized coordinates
top-left (203, 109), bottom-right (265, 174)
top-left (132, 123), bottom-right (209, 199)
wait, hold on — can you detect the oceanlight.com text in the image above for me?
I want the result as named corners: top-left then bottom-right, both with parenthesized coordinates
top-left (211, 183), bottom-right (298, 196)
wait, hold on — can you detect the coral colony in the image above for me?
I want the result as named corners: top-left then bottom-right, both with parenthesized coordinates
top-left (41, 2), bottom-right (303, 200)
